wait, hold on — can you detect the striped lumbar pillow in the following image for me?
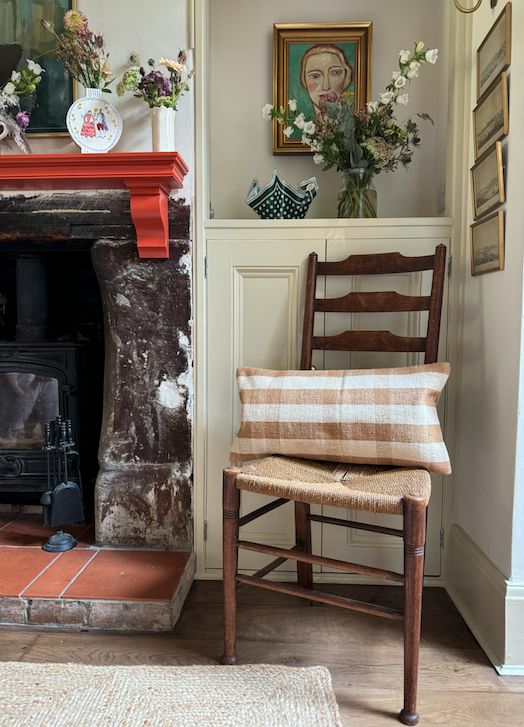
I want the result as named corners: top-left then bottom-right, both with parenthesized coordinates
top-left (230, 363), bottom-right (451, 475)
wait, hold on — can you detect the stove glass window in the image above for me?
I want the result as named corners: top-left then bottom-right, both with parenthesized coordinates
top-left (0, 373), bottom-right (59, 448)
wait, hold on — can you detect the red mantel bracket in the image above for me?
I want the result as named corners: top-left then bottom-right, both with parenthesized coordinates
top-left (0, 152), bottom-right (189, 258)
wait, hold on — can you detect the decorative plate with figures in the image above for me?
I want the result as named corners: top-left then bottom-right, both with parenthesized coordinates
top-left (66, 88), bottom-right (122, 154)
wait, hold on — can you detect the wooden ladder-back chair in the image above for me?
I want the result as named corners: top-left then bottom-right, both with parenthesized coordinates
top-left (222, 244), bottom-right (447, 726)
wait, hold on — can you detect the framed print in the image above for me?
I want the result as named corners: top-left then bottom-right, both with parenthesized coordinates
top-left (470, 210), bottom-right (504, 276)
top-left (473, 71), bottom-right (508, 160)
top-left (471, 141), bottom-right (504, 220)
top-left (477, 2), bottom-right (511, 101)
top-left (0, 0), bottom-right (76, 136)
top-left (273, 22), bottom-right (372, 154)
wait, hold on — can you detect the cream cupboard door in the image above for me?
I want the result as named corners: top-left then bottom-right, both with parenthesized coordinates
top-left (205, 232), bottom-right (448, 577)
top-left (205, 239), bottom-right (326, 573)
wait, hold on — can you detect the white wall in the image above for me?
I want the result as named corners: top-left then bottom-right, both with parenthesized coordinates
top-left (209, 0), bottom-right (447, 219)
top-left (15, 0), bottom-right (195, 198)
top-left (456, 1), bottom-right (523, 580)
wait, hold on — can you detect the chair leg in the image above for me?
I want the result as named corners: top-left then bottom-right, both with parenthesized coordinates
top-left (400, 495), bottom-right (427, 726)
top-left (222, 467), bottom-right (241, 666)
top-left (295, 501), bottom-right (313, 589)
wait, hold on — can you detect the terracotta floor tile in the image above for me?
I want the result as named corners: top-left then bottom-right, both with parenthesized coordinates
top-left (0, 548), bottom-right (58, 597)
top-left (0, 516), bottom-right (17, 531)
top-left (23, 549), bottom-right (97, 599)
top-left (63, 550), bottom-right (191, 602)
top-left (74, 523), bottom-right (96, 549)
top-left (0, 516), bottom-right (94, 548)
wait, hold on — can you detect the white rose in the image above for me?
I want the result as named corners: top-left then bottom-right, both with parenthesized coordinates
top-left (3, 82), bottom-right (15, 95)
top-left (406, 68), bottom-right (419, 79)
top-left (397, 93), bottom-right (409, 105)
top-left (283, 126), bottom-right (293, 138)
top-left (425, 49), bottom-right (438, 65)
top-left (415, 41), bottom-right (425, 53)
top-left (394, 76), bottom-right (407, 89)
top-left (303, 120), bottom-right (316, 135)
top-left (313, 153), bottom-right (324, 165)
top-left (380, 91), bottom-right (394, 104)
top-left (366, 101), bottom-right (379, 112)
top-left (10, 71), bottom-right (21, 83)
top-left (262, 103), bottom-right (273, 120)
top-left (27, 60), bottom-right (44, 75)
top-left (399, 50), bottom-right (411, 64)
top-left (288, 99), bottom-right (297, 112)
top-left (294, 113), bottom-right (306, 129)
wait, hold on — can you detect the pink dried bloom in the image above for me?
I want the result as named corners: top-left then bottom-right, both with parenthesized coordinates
top-left (63, 10), bottom-right (89, 34)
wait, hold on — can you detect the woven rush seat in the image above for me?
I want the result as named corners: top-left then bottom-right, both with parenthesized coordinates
top-left (236, 456), bottom-right (431, 516)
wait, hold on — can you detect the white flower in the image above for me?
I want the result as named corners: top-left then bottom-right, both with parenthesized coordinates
top-left (366, 101), bottom-right (379, 112)
top-left (392, 71), bottom-right (401, 81)
top-left (294, 113), bottom-right (306, 129)
top-left (425, 49), bottom-right (438, 65)
top-left (3, 82), bottom-right (15, 95)
top-left (415, 41), bottom-right (425, 53)
top-left (394, 76), bottom-right (407, 89)
top-left (288, 98), bottom-right (297, 112)
top-left (399, 50), bottom-right (411, 64)
top-left (2, 93), bottom-right (18, 107)
top-left (397, 93), bottom-right (409, 105)
top-left (283, 125), bottom-right (293, 138)
top-left (330, 144), bottom-right (339, 153)
top-left (26, 60), bottom-right (44, 75)
top-left (10, 70), bottom-right (21, 83)
top-left (303, 120), bottom-right (316, 135)
top-left (380, 91), bottom-right (395, 104)
top-left (313, 153), bottom-right (324, 165)
top-left (406, 68), bottom-right (419, 79)
top-left (410, 61), bottom-right (421, 71)
top-left (262, 103), bottom-right (273, 121)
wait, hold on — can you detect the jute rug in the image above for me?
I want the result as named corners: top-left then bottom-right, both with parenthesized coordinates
top-left (0, 662), bottom-right (342, 727)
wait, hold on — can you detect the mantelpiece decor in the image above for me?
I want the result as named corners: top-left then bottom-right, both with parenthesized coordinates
top-left (0, 152), bottom-right (188, 258)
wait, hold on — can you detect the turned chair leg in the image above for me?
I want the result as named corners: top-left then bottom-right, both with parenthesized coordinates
top-left (295, 501), bottom-right (313, 589)
top-left (222, 467), bottom-right (241, 665)
top-left (399, 495), bottom-right (427, 726)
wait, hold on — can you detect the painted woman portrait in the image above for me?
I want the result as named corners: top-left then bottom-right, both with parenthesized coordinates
top-left (288, 42), bottom-right (355, 138)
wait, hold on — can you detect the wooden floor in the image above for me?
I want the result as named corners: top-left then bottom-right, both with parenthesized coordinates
top-left (0, 581), bottom-right (523, 725)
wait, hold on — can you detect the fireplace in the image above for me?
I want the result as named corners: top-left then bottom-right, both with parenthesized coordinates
top-left (0, 186), bottom-right (193, 553)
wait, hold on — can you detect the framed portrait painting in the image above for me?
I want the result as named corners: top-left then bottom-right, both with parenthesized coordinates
top-left (477, 2), bottom-right (511, 101)
top-left (473, 71), bottom-right (508, 160)
top-left (470, 210), bottom-right (504, 276)
top-left (0, 0), bottom-right (75, 136)
top-left (470, 141), bottom-right (504, 220)
top-left (272, 22), bottom-right (372, 155)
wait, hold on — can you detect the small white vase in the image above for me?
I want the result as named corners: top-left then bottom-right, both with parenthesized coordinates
top-left (150, 107), bottom-right (176, 152)
top-left (66, 88), bottom-right (123, 154)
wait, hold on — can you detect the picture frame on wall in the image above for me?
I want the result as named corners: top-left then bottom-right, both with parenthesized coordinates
top-left (477, 2), bottom-right (511, 101)
top-left (471, 141), bottom-right (504, 220)
top-left (473, 72), bottom-right (508, 160)
top-left (470, 210), bottom-right (504, 276)
top-left (0, 0), bottom-right (76, 136)
top-left (272, 22), bottom-right (372, 155)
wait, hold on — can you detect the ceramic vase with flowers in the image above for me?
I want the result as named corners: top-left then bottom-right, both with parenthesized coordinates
top-left (42, 10), bottom-right (121, 154)
top-left (263, 42), bottom-right (439, 218)
top-left (0, 60), bottom-right (45, 154)
top-left (117, 53), bottom-right (196, 152)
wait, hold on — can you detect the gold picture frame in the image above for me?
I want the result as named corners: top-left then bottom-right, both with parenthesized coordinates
top-left (470, 210), bottom-right (504, 276)
top-left (471, 141), bottom-right (504, 220)
top-left (473, 71), bottom-right (508, 160)
top-left (272, 22), bottom-right (372, 155)
top-left (477, 2), bottom-right (511, 101)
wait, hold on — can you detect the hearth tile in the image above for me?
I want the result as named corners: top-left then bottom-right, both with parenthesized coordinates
top-left (74, 524), bottom-right (96, 549)
top-left (63, 550), bottom-right (191, 602)
top-left (0, 516), bottom-right (95, 548)
top-left (0, 548), bottom-right (58, 597)
top-left (0, 516), bottom-right (17, 531)
top-left (23, 550), bottom-right (97, 599)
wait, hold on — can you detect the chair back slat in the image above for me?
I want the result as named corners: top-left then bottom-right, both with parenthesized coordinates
top-left (312, 331), bottom-right (426, 354)
top-left (301, 244), bottom-right (447, 370)
top-left (317, 251), bottom-right (436, 276)
top-left (315, 291), bottom-right (431, 314)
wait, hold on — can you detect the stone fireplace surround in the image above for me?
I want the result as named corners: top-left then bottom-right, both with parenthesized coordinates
top-left (0, 189), bottom-right (194, 561)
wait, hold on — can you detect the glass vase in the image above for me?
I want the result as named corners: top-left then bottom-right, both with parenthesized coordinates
top-left (337, 168), bottom-right (378, 219)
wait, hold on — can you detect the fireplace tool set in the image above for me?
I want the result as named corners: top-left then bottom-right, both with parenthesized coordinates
top-left (41, 416), bottom-right (85, 552)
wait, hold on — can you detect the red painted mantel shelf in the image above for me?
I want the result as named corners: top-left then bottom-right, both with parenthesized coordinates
top-left (0, 152), bottom-right (189, 258)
